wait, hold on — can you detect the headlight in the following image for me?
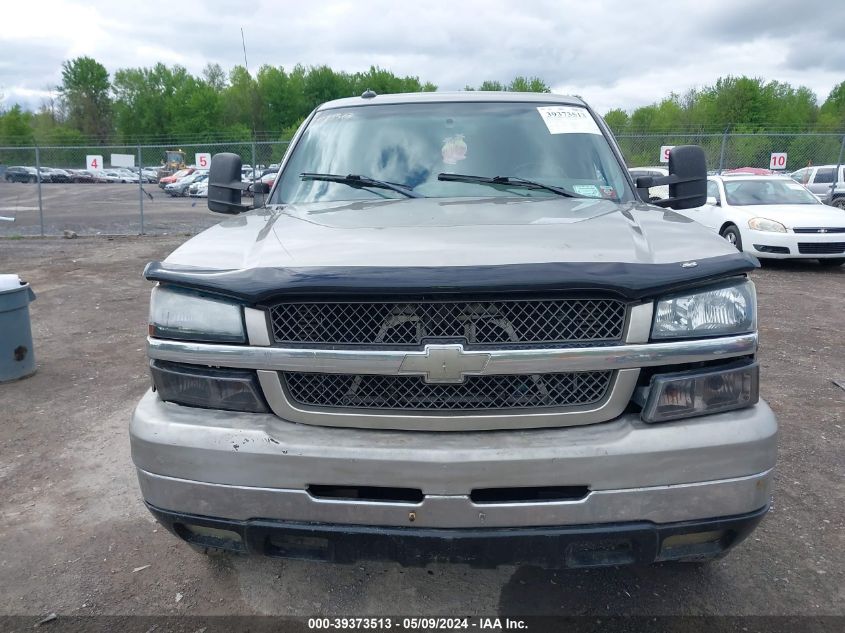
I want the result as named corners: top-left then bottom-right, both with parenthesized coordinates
top-left (652, 280), bottom-right (756, 339)
top-left (149, 285), bottom-right (245, 343)
top-left (748, 217), bottom-right (786, 233)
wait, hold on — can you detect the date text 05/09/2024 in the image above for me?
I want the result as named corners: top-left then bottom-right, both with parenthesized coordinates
top-left (307, 617), bottom-right (528, 630)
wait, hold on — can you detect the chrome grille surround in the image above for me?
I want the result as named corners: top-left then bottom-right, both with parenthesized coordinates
top-left (283, 370), bottom-right (613, 412)
top-left (268, 298), bottom-right (627, 347)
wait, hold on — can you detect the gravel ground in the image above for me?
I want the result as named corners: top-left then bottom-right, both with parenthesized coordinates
top-left (0, 237), bottom-right (842, 626)
top-left (0, 182), bottom-right (219, 237)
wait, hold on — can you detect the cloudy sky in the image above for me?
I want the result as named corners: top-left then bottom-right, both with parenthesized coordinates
top-left (1, 0), bottom-right (843, 115)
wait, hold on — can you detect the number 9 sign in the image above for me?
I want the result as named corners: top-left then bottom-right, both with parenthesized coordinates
top-left (195, 153), bottom-right (211, 169)
top-left (659, 146), bottom-right (675, 164)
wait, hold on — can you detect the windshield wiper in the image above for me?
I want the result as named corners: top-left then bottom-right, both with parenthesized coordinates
top-left (301, 172), bottom-right (423, 198)
top-left (437, 173), bottom-right (583, 198)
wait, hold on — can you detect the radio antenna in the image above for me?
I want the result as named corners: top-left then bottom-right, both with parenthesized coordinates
top-left (240, 27), bottom-right (250, 76)
top-left (240, 27), bottom-right (259, 185)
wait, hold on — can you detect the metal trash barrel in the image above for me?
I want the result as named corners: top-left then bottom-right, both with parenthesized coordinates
top-left (0, 274), bottom-right (37, 382)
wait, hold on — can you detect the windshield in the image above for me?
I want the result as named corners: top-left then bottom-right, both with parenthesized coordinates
top-left (271, 102), bottom-right (632, 204)
top-left (724, 179), bottom-right (819, 206)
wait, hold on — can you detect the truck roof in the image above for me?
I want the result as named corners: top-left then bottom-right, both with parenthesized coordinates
top-left (318, 91), bottom-right (586, 110)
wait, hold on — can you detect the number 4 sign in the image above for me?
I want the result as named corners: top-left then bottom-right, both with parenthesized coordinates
top-left (195, 153), bottom-right (211, 169)
top-left (770, 152), bottom-right (787, 170)
top-left (86, 155), bottom-right (103, 171)
top-left (659, 146), bottom-right (675, 163)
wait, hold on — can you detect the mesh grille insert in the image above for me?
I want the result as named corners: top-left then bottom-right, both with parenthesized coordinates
top-left (269, 299), bottom-right (626, 346)
top-left (797, 242), bottom-right (845, 254)
top-left (283, 371), bottom-right (613, 411)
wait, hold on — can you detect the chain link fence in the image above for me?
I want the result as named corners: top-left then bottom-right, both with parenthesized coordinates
top-left (1, 133), bottom-right (844, 237)
top-left (0, 141), bottom-right (289, 237)
top-left (616, 131), bottom-right (845, 173)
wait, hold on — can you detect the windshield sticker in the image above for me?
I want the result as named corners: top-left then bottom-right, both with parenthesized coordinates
top-left (441, 134), bottom-right (468, 165)
top-left (537, 106), bottom-right (602, 135)
top-left (573, 184), bottom-right (601, 197)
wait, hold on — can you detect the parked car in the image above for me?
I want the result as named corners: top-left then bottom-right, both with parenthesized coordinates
top-left (165, 170), bottom-right (207, 196)
top-left (158, 167), bottom-right (195, 189)
top-left (677, 174), bottom-right (845, 266)
top-left (112, 168), bottom-right (140, 183)
top-left (243, 170), bottom-right (277, 197)
top-left (188, 177), bottom-right (208, 198)
top-left (44, 168), bottom-right (72, 183)
top-left (90, 170), bottom-right (121, 183)
top-left (4, 166), bottom-right (40, 183)
top-left (132, 92), bottom-right (776, 570)
top-left (627, 166), bottom-right (669, 201)
top-left (141, 168), bottom-right (160, 183)
top-left (789, 164), bottom-right (845, 208)
top-left (722, 167), bottom-right (773, 176)
top-left (68, 169), bottom-right (95, 183)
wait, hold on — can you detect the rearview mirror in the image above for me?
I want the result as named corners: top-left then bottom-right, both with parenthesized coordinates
top-left (208, 153), bottom-right (250, 214)
top-left (636, 145), bottom-right (708, 210)
top-left (706, 196), bottom-right (718, 206)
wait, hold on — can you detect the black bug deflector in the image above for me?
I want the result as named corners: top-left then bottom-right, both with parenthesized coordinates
top-left (144, 252), bottom-right (758, 303)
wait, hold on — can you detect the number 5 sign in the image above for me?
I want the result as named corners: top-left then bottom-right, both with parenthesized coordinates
top-left (86, 155), bottom-right (103, 171)
top-left (770, 152), bottom-right (787, 170)
top-left (195, 153), bottom-right (211, 169)
top-left (659, 146), bottom-right (675, 163)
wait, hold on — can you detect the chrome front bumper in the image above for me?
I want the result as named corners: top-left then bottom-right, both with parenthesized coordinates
top-left (131, 390), bottom-right (777, 529)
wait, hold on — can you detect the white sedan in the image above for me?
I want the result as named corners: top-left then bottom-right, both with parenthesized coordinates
top-left (677, 175), bottom-right (845, 267)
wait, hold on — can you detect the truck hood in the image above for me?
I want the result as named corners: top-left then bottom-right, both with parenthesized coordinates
top-left (149, 196), bottom-right (757, 301)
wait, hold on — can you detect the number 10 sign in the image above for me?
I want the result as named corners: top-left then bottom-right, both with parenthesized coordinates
top-left (770, 153), bottom-right (787, 170)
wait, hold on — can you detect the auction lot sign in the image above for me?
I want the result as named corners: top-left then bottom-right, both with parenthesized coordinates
top-left (111, 153), bottom-right (135, 168)
top-left (770, 152), bottom-right (787, 170)
top-left (85, 155), bottom-right (103, 171)
top-left (659, 145), bottom-right (675, 163)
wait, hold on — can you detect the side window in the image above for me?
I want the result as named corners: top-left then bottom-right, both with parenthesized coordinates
top-left (791, 168), bottom-right (809, 184)
top-left (814, 168), bottom-right (835, 184)
top-left (706, 181), bottom-right (720, 203)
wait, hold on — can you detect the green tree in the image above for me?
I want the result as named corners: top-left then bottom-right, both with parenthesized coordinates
top-left (603, 109), bottom-right (628, 134)
top-left (818, 81), bottom-right (845, 130)
top-left (507, 76), bottom-right (550, 93)
top-left (202, 63), bottom-right (227, 91)
top-left (0, 105), bottom-right (35, 145)
top-left (58, 56), bottom-right (112, 139)
top-left (478, 80), bottom-right (505, 91)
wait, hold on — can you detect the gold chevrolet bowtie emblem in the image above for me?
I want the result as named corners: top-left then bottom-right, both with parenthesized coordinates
top-left (398, 344), bottom-right (491, 384)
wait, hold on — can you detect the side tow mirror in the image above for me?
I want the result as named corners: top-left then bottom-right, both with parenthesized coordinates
top-left (637, 145), bottom-right (708, 210)
top-left (208, 153), bottom-right (250, 214)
